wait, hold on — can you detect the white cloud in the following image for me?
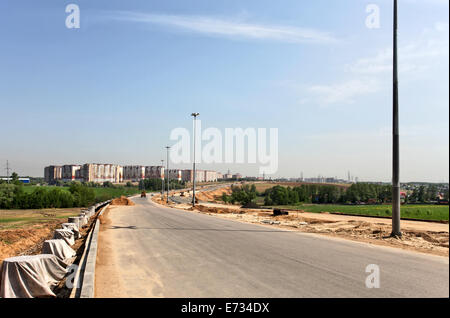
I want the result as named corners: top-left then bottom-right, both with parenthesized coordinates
top-left (303, 22), bottom-right (448, 105)
top-left (347, 22), bottom-right (449, 75)
top-left (306, 78), bottom-right (381, 105)
top-left (106, 11), bottom-right (337, 44)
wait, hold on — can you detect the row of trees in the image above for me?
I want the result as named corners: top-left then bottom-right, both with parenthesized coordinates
top-left (138, 178), bottom-right (186, 192)
top-left (263, 183), bottom-right (393, 206)
top-left (0, 183), bottom-right (96, 209)
top-left (408, 185), bottom-right (448, 203)
top-left (221, 184), bottom-right (257, 205)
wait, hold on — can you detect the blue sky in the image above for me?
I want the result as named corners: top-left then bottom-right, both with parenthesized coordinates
top-left (0, 0), bottom-right (448, 182)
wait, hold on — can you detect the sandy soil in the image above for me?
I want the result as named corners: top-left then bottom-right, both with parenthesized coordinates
top-left (180, 204), bottom-right (449, 257)
top-left (0, 222), bottom-right (64, 264)
top-left (110, 196), bottom-right (135, 206)
top-left (195, 186), bottom-right (232, 202)
top-left (95, 206), bottom-right (127, 297)
top-left (95, 205), bottom-right (164, 298)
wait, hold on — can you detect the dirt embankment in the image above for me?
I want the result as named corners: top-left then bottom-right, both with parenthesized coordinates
top-left (195, 187), bottom-right (232, 202)
top-left (187, 205), bottom-right (449, 257)
top-left (0, 222), bottom-right (64, 264)
top-left (111, 196), bottom-right (135, 206)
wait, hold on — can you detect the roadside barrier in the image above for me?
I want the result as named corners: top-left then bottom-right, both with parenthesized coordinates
top-left (0, 200), bottom-right (111, 298)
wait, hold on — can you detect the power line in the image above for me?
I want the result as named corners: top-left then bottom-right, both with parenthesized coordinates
top-left (5, 160), bottom-right (11, 183)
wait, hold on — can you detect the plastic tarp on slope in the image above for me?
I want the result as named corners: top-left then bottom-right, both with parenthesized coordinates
top-left (53, 229), bottom-right (75, 246)
top-left (61, 223), bottom-right (80, 239)
top-left (42, 239), bottom-right (76, 265)
top-left (68, 217), bottom-right (82, 229)
top-left (0, 254), bottom-right (68, 298)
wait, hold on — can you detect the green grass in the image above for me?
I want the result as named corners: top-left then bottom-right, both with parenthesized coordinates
top-left (91, 187), bottom-right (141, 201)
top-left (0, 208), bottom-right (81, 230)
top-left (269, 204), bottom-right (449, 221)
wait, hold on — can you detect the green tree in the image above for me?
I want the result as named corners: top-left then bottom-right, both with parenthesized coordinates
top-left (0, 184), bottom-right (16, 209)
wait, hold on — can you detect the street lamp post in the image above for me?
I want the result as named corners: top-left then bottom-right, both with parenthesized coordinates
top-left (391, 0), bottom-right (401, 237)
top-left (161, 159), bottom-right (165, 196)
top-left (166, 146), bottom-right (170, 204)
top-left (191, 113), bottom-right (200, 207)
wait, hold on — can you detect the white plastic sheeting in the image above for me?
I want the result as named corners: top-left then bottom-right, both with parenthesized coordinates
top-left (68, 216), bottom-right (82, 229)
top-left (0, 254), bottom-right (68, 298)
top-left (53, 229), bottom-right (75, 246)
top-left (61, 223), bottom-right (80, 239)
top-left (42, 239), bottom-right (76, 265)
top-left (78, 214), bottom-right (88, 226)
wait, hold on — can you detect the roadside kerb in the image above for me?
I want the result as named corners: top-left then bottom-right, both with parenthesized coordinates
top-left (69, 200), bottom-right (110, 298)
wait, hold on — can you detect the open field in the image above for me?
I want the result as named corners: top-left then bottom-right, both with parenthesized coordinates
top-left (0, 208), bottom-right (82, 263)
top-left (269, 204), bottom-right (449, 222)
top-left (91, 187), bottom-right (141, 201)
top-left (0, 208), bottom-right (81, 230)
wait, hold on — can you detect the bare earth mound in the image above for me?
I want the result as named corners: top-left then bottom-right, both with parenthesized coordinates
top-left (110, 196), bottom-right (135, 206)
top-left (195, 187), bottom-right (232, 202)
top-left (0, 222), bottom-right (62, 264)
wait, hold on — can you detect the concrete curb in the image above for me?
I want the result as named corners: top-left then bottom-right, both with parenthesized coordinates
top-left (70, 194), bottom-right (137, 298)
top-left (69, 201), bottom-right (110, 298)
top-left (79, 218), bottom-right (100, 298)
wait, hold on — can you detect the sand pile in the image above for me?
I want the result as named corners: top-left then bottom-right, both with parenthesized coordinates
top-left (191, 205), bottom-right (242, 214)
top-left (196, 187), bottom-right (232, 202)
top-left (110, 196), bottom-right (135, 206)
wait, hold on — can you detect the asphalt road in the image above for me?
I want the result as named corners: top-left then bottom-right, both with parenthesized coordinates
top-left (95, 197), bottom-right (449, 298)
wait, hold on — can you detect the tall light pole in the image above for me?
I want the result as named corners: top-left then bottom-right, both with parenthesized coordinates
top-left (391, 0), bottom-right (401, 237)
top-left (161, 159), bottom-right (165, 196)
top-left (166, 146), bottom-right (170, 203)
top-left (191, 113), bottom-right (200, 207)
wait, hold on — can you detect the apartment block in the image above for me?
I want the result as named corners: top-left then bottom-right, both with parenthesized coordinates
top-left (123, 165), bottom-right (146, 181)
top-left (44, 165), bottom-right (62, 184)
top-left (62, 165), bottom-right (82, 182)
top-left (145, 166), bottom-right (164, 179)
top-left (82, 163), bottom-right (123, 183)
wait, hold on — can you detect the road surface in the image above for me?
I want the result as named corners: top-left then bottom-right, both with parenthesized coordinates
top-left (95, 197), bottom-right (449, 298)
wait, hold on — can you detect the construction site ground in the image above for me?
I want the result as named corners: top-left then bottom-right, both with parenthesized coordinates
top-left (153, 186), bottom-right (449, 257)
top-left (0, 208), bottom-right (81, 264)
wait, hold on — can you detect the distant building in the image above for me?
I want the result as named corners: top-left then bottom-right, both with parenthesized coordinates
top-left (168, 169), bottom-right (183, 181)
top-left (44, 165), bottom-right (62, 183)
top-left (1, 177), bottom-right (30, 184)
top-left (122, 166), bottom-right (165, 181)
top-left (81, 164), bottom-right (123, 183)
top-left (62, 165), bottom-right (82, 182)
top-left (233, 173), bottom-right (242, 180)
top-left (45, 164), bottom-right (122, 184)
top-left (123, 166), bottom-right (146, 181)
top-left (44, 163), bottom-right (220, 184)
top-left (145, 166), bottom-right (165, 180)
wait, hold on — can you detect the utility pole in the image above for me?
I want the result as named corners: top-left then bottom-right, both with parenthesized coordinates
top-left (161, 160), bottom-right (165, 196)
top-left (5, 160), bottom-right (11, 184)
top-left (191, 113), bottom-right (200, 207)
top-left (166, 147), bottom-right (170, 204)
top-left (391, 0), bottom-right (401, 237)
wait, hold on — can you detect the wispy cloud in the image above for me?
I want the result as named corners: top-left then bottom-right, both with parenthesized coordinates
top-left (105, 11), bottom-right (337, 44)
top-left (305, 78), bottom-right (381, 105)
top-left (301, 22), bottom-right (449, 105)
top-left (347, 22), bottom-right (449, 75)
